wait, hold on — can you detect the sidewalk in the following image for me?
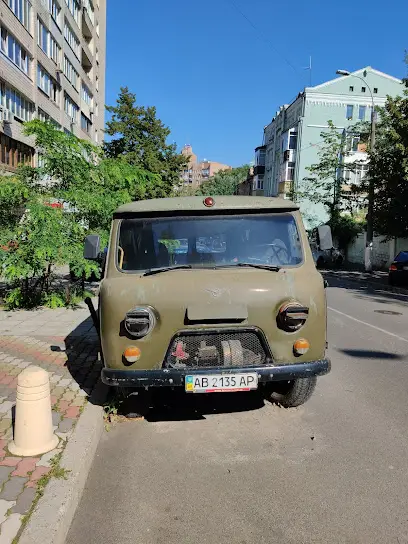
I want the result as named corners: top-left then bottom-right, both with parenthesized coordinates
top-left (323, 268), bottom-right (408, 294)
top-left (0, 302), bottom-right (101, 543)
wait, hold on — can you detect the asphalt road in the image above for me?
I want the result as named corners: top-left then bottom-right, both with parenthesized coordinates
top-left (66, 277), bottom-right (408, 544)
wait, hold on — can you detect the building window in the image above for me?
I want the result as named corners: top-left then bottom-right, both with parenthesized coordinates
top-left (95, 75), bottom-right (99, 92)
top-left (349, 86), bottom-right (354, 92)
top-left (81, 83), bottom-right (92, 105)
top-left (37, 64), bottom-right (59, 103)
top-left (95, 20), bottom-right (99, 36)
top-left (373, 87), bottom-right (378, 94)
top-left (361, 87), bottom-right (366, 93)
top-left (7, 0), bottom-right (32, 31)
top-left (63, 55), bottom-right (78, 89)
top-left (83, 0), bottom-right (95, 24)
top-left (346, 135), bottom-right (360, 152)
top-left (37, 19), bottom-right (61, 64)
top-left (346, 104), bottom-right (354, 120)
top-left (65, 0), bottom-right (80, 23)
top-left (64, 20), bottom-right (80, 56)
top-left (80, 113), bottom-right (92, 134)
top-left (48, 0), bottom-right (61, 25)
top-left (355, 164), bottom-right (368, 184)
top-left (37, 108), bottom-right (61, 128)
top-left (0, 27), bottom-right (30, 75)
top-left (0, 81), bottom-right (33, 121)
top-left (358, 105), bottom-right (366, 121)
top-left (287, 162), bottom-right (295, 181)
top-left (64, 93), bottom-right (78, 121)
top-left (289, 133), bottom-right (297, 150)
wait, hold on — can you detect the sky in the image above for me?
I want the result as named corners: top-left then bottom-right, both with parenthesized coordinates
top-left (105, 0), bottom-right (407, 167)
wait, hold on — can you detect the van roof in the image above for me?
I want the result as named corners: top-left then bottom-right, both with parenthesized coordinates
top-left (114, 196), bottom-right (299, 216)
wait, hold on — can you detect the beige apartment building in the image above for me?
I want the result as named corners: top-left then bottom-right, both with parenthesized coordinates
top-left (0, 0), bottom-right (106, 172)
top-left (180, 144), bottom-right (231, 188)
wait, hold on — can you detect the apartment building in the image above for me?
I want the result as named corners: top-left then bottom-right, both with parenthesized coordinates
top-left (0, 0), bottom-right (106, 172)
top-left (254, 67), bottom-right (402, 227)
top-left (180, 144), bottom-right (232, 188)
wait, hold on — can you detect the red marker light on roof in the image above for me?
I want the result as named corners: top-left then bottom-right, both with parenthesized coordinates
top-left (204, 197), bottom-right (215, 207)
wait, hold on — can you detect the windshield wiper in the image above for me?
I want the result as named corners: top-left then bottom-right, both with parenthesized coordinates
top-left (223, 263), bottom-right (281, 272)
top-left (143, 265), bottom-right (193, 277)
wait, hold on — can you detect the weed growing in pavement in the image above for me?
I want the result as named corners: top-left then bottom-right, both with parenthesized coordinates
top-left (12, 451), bottom-right (70, 544)
top-left (103, 391), bottom-right (125, 431)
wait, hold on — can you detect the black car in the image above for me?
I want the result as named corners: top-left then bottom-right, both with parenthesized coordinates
top-left (388, 251), bottom-right (408, 286)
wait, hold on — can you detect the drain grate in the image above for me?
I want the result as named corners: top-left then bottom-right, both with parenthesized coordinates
top-left (374, 310), bottom-right (402, 315)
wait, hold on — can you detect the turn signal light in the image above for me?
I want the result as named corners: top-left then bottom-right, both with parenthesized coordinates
top-left (123, 346), bottom-right (141, 363)
top-left (203, 196), bottom-right (215, 207)
top-left (293, 338), bottom-right (310, 356)
top-left (277, 302), bottom-right (309, 332)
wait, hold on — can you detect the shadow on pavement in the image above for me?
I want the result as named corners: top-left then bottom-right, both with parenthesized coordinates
top-left (120, 388), bottom-right (267, 423)
top-left (51, 315), bottom-right (106, 406)
top-left (337, 348), bottom-right (407, 360)
top-left (324, 274), bottom-right (408, 307)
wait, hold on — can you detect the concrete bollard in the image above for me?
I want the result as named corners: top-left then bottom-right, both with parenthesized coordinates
top-left (9, 366), bottom-right (59, 457)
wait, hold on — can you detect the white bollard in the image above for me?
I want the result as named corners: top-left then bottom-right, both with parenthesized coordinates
top-left (9, 366), bottom-right (59, 457)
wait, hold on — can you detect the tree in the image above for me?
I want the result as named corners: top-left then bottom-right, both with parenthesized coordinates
top-left (0, 121), bottom-right (160, 308)
top-left (104, 87), bottom-right (187, 194)
top-left (196, 165), bottom-right (250, 196)
top-left (367, 67), bottom-right (408, 238)
top-left (301, 120), bottom-right (365, 248)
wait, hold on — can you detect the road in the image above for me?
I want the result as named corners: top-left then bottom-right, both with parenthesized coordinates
top-left (66, 277), bottom-right (408, 544)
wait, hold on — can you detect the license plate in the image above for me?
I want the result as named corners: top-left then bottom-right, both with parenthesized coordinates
top-left (185, 373), bottom-right (258, 393)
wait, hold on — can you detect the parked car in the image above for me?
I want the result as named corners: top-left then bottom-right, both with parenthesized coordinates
top-left (84, 195), bottom-right (331, 416)
top-left (388, 251), bottom-right (408, 286)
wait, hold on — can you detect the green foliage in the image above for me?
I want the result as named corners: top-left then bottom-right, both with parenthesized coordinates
top-left (328, 213), bottom-right (363, 251)
top-left (196, 165), bottom-right (250, 196)
top-left (104, 87), bottom-right (187, 194)
top-left (301, 120), bottom-right (363, 217)
top-left (366, 65), bottom-right (408, 238)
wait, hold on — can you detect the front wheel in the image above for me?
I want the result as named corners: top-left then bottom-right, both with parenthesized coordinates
top-left (264, 377), bottom-right (317, 408)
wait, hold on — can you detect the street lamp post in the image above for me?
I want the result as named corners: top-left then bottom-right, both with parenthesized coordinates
top-left (336, 69), bottom-right (376, 272)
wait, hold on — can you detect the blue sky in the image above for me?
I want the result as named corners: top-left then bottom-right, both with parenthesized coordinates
top-left (105, 0), bottom-right (407, 167)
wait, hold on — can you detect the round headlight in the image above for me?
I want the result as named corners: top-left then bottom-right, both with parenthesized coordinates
top-left (277, 301), bottom-right (309, 332)
top-left (124, 306), bottom-right (156, 338)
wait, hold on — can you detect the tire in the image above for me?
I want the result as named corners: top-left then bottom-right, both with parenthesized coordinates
top-left (316, 257), bottom-right (325, 269)
top-left (265, 377), bottom-right (317, 408)
top-left (388, 275), bottom-right (395, 286)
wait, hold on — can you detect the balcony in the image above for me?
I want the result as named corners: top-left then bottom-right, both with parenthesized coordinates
top-left (82, 7), bottom-right (93, 38)
top-left (81, 46), bottom-right (93, 76)
top-left (278, 181), bottom-right (292, 196)
top-left (253, 165), bottom-right (265, 176)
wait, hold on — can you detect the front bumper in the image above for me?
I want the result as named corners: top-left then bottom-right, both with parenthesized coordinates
top-left (101, 359), bottom-right (331, 388)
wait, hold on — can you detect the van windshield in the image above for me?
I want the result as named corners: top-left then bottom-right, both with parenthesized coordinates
top-left (117, 213), bottom-right (303, 272)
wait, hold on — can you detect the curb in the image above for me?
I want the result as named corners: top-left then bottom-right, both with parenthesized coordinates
top-left (324, 272), bottom-right (408, 296)
top-left (18, 380), bottom-right (109, 544)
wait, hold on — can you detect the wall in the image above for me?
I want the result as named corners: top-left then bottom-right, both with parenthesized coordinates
top-left (347, 233), bottom-right (408, 269)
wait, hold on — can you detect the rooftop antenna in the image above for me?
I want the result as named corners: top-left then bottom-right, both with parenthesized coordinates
top-left (304, 56), bottom-right (312, 86)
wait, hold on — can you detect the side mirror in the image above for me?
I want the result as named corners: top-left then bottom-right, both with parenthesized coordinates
top-left (84, 235), bottom-right (100, 260)
top-left (317, 225), bottom-right (333, 251)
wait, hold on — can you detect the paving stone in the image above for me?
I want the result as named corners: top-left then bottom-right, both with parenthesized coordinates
top-left (36, 448), bottom-right (60, 468)
top-left (6, 392), bottom-right (16, 403)
top-left (51, 386), bottom-right (65, 399)
top-left (0, 512), bottom-right (22, 544)
top-left (0, 419), bottom-right (12, 433)
top-left (57, 400), bottom-right (69, 414)
top-left (61, 391), bottom-right (76, 402)
top-left (58, 418), bottom-right (74, 433)
top-left (69, 382), bottom-right (81, 391)
top-left (77, 389), bottom-right (88, 397)
top-left (29, 466), bottom-right (51, 482)
top-left (56, 431), bottom-right (71, 442)
top-left (0, 458), bottom-right (21, 468)
top-left (52, 411), bottom-right (61, 426)
top-left (0, 498), bottom-right (16, 524)
top-left (49, 374), bottom-right (61, 384)
top-left (65, 405), bottom-right (80, 419)
top-left (0, 477), bottom-right (27, 501)
top-left (0, 402), bottom-right (14, 415)
top-left (58, 378), bottom-right (72, 388)
top-left (0, 466), bottom-right (13, 487)
top-left (10, 486), bottom-right (36, 515)
top-left (12, 458), bottom-right (38, 477)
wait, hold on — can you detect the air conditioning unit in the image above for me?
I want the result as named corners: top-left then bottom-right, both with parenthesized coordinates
top-left (0, 108), bottom-right (12, 124)
top-left (283, 150), bottom-right (290, 162)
